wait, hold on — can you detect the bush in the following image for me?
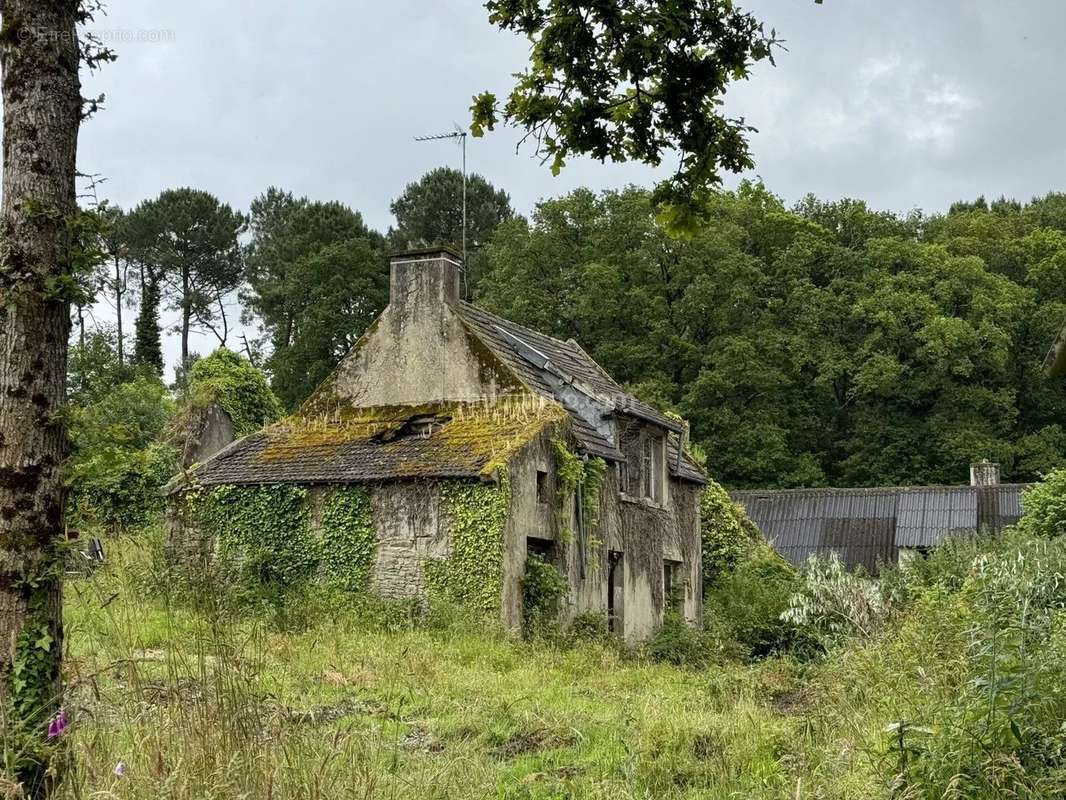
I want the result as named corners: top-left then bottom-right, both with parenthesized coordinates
top-left (700, 480), bottom-right (761, 589)
top-left (186, 348), bottom-right (282, 436)
top-left (782, 553), bottom-right (890, 649)
top-left (645, 611), bottom-right (715, 668)
top-left (705, 541), bottom-right (810, 659)
top-left (1018, 468), bottom-right (1066, 539)
top-left (520, 553), bottom-right (568, 636)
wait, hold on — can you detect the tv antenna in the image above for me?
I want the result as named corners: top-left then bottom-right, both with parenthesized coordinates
top-left (414, 125), bottom-right (468, 296)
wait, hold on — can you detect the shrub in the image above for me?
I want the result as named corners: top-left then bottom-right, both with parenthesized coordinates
top-left (705, 541), bottom-right (809, 659)
top-left (782, 553), bottom-right (890, 649)
top-left (520, 553), bottom-right (568, 636)
top-left (645, 611), bottom-right (715, 668)
top-left (186, 348), bottom-right (282, 436)
top-left (1018, 468), bottom-right (1066, 539)
top-left (700, 479), bottom-right (761, 590)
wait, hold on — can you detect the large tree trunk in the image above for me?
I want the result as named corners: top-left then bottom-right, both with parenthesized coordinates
top-left (0, 0), bottom-right (81, 793)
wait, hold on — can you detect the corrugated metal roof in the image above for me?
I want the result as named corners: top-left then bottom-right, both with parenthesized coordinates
top-left (731, 484), bottom-right (1031, 572)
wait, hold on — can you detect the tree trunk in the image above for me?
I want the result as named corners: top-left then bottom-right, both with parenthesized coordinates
top-left (114, 254), bottom-right (123, 366)
top-left (181, 264), bottom-right (190, 369)
top-left (0, 0), bottom-right (81, 794)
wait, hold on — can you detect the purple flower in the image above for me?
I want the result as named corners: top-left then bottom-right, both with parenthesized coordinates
top-left (46, 708), bottom-right (69, 740)
top-left (114, 761), bottom-right (126, 777)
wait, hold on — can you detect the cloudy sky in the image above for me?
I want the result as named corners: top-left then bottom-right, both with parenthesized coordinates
top-left (76, 1), bottom-right (1066, 371)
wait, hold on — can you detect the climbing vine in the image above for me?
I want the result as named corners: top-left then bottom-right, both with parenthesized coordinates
top-left (425, 477), bottom-right (511, 616)
top-left (187, 483), bottom-right (379, 595)
top-left (187, 348), bottom-right (282, 436)
top-left (319, 487), bottom-right (377, 592)
top-left (189, 484), bottom-right (316, 588)
top-left (3, 550), bottom-right (65, 791)
top-left (551, 437), bottom-right (607, 542)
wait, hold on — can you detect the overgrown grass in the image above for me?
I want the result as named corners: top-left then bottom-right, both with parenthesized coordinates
top-left (14, 520), bottom-right (1066, 798)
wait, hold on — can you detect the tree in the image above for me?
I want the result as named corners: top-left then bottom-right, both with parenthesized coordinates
top-left (67, 327), bottom-right (135, 407)
top-left (124, 188), bottom-right (246, 369)
top-left (243, 190), bottom-right (387, 408)
top-left (132, 270), bottom-right (164, 375)
top-left (479, 183), bottom-right (1066, 489)
top-left (473, 0), bottom-right (786, 231)
top-left (0, 1), bottom-right (112, 792)
top-left (389, 167), bottom-right (514, 289)
top-left (96, 203), bottom-right (129, 366)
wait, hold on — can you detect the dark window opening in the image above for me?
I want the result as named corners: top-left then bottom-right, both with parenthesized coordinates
top-left (663, 560), bottom-right (682, 612)
top-left (527, 536), bottom-right (554, 560)
top-left (536, 469), bottom-right (550, 504)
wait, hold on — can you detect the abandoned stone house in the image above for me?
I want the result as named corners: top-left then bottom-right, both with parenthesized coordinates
top-left (169, 247), bottom-right (706, 640)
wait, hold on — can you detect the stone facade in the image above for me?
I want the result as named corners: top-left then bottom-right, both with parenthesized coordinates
top-left (172, 247), bottom-right (705, 641)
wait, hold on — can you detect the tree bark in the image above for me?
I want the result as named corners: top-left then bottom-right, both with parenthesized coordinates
top-left (0, 0), bottom-right (81, 792)
top-left (114, 253), bottom-right (123, 365)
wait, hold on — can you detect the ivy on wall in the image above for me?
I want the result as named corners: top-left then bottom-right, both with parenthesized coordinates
top-left (319, 488), bottom-right (377, 591)
top-left (190, 484), bottom-right (316, 587)
top-left (425, 478), bottom-right (511, 616)
top-left (188, 484), bottom-right (377, 592)
top-left (551, 437), bottom-right (607, 540)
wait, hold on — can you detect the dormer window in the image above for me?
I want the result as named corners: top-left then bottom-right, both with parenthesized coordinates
top-left (620, 423), bottom-right (667, 506)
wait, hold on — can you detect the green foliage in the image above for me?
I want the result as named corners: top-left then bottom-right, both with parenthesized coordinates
top-left (701, 480), bottom-right (761, 588)
top-left (551, 438), bottom-right (605, 543)
top-left (318, 487), bottom-right (377, 592)
top-left (705, 541), bottom-right (807, 660)
top-left (644, 611), bottom-right (715, 668)
top-left (475, 0), bottom-right (780, 232)
top-left (520, 553), bottom-right (568, 636)
top-left (132, 270), bottom-right (163, 375)
top-left (67, 376), bottom-right (178, 531)
top-left (1017, 468), bottom-right (1066, 538)
top-left (187, 347), bottom-right (282, 436)
top-left (426, 479), bottom-right (511, 616)
top-left (479, 184), bottom-right (1066, 487)
top-left (782, 554), bottom-right (890, 647)
top-left (67, 327), bottom-right (137, 406)
top-left (243, 188), bottom-right (387, 408)
top-left (189, 484), bottom-right (379, 607)
top-left (388, 167), bottom-right (514, 289)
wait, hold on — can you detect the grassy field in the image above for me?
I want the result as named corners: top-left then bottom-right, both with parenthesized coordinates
top-left (41, 531), bottom-right (932, 800)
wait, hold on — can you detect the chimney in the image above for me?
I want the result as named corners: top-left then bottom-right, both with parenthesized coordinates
top-left (970, 460), bottom-right (1000, 487)
top-left (389, 246), bottom-right (462, 311)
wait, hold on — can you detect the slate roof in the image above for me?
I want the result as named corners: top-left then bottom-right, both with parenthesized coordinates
top-left (731, 484), bottom-right (1029, 573)
top-left (180, 401), bottom-right (565, 489)
top-left (456, 302), bottom-right (705, 484)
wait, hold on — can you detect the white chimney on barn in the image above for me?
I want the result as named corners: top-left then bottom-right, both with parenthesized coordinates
top-left (970, 460), bottom-right (1000, 487)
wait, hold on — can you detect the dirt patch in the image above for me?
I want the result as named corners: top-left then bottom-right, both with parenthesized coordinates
top-left (492, 728), bottom-right (576, 760)
top-left (771, 687), bottom-right (812, 716)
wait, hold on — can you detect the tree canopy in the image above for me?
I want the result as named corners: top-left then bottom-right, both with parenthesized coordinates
top-left (474, 0), bottom-right (785, 231)
top-left (478, 184), bottom-right (1066, 488)
top-left (242, 189), bottom-right (388, 408)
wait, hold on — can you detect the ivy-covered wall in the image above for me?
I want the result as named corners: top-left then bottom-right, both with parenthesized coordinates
top-left (186, 483), bottom-right (377, 591)
top-left (424, 478), bottom-right (511, 616)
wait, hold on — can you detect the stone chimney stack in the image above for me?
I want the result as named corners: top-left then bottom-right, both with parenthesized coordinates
top-left (970, 460), bottom-right (1001, 487)
top-left (389, 246), bottom-right (461, 311)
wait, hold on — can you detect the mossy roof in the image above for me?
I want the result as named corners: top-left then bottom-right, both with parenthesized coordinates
top-left (182, 399), bottom-right (566, 488)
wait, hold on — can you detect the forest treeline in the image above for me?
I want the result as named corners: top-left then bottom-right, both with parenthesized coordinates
top-left (80, 171), bottom-right (1066, 489)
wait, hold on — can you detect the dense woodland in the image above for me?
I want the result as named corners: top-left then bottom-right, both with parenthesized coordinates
top-left (78, 171), bottom-right (1066, 496)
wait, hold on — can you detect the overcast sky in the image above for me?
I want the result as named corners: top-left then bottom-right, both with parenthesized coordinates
top-left (75, 1), bottom-right (1066, 373)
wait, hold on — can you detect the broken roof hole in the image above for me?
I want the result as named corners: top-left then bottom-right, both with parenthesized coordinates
top-left (373, 413), bottom-right (453, 443)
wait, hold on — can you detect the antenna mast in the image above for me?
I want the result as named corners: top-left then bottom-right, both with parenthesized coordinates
top-left (414, 127), bottom-right (468, 297)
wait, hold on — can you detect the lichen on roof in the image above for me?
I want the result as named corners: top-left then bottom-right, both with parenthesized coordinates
top-left (185, 393), bottom-right (568, 488)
